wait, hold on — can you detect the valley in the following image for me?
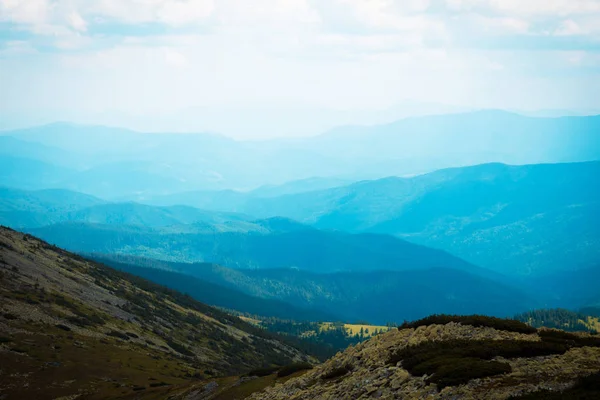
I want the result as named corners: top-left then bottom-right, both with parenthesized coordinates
top-left (1, 114), bottom-right (599, 400)
top-left (2, 229), bottom-right (600, 399)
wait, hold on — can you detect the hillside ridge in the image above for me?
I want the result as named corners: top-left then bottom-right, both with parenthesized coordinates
top-left (0, 226), bottom-right (313, 399)
top-left (249, 316), bottom-right (600, 399)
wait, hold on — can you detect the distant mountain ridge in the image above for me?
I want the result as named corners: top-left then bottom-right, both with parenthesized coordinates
top-left (89, 254), bottom-right (534, 324)
top-left (92, 255), bottom-right (338, 322)
top-left (24, 220), bottom-right (481, 276)
top-left (2, 111), bottom-right (599, 197)
top-left (0, 187), bottom-right (254, 229)
top-left (224, 161), bottom-right (600, 276)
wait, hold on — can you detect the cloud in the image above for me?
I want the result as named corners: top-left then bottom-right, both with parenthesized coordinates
top-left (555, 19), bottom-right (583, 36)
top-left (487, 0), bottom-right (600, 16)
top-left (0, 0), bottom-right (49, 25)
top-left (2, 0), bottom-right (600, 125)
top-left (1, 1), bottom-right (216, 36)
top-left (67, 11), bottom-right (87, 32)
top-left (446, 0), bottom-right (600, 16)
top-left (163, 47), bottom-right (188, 67)
top-left (468, 15), bottom-right (530, 35)
top-left (90, 0), bottom-right (215, 26)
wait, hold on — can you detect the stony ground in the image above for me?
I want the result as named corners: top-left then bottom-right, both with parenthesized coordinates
top-left (249, 322), bottom-right (600, 400)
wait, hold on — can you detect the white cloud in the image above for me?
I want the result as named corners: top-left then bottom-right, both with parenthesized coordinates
top-left (555, 19), bottom-right (583, 36)
top-left (469, 15), bottom-right (530, 35)
top-left (87, 0), bottom-right (215, 25)
top-left (2, 0), bottom-right (600, 128)
top-left (0, 0), bottom-right (49, 24)
top-left (67, 11), bottom-right (87, 32)
top-left (163, 48), bottom-right (189, 67)
top-left (487, 0), bottom-right (600, 16)
top-left (1, 0), bottom-right (216, 31)
top-left (157, 0), bottom-right (214, 26)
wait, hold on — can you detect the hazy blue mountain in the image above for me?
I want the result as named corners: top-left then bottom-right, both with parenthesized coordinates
top-left (140, 177), bottom-right (352, 210)
top-left (239, 161), bottom-right (600, 276)
top-left (0, 187), bottom-right (104, 228)
top-left (66, 203), bottom-right (253, 228)
top-left (89, 255), bottom-right (534, 324)
top-left (64, 160), bottom-right (226, 199)
top-left (8, 122), bottom-right (161, 155)
top-left (0, 187), bottom-right (103, 213)
top-left (0, 136), bottom-right (86, 169)
top-left (140, 189), bottom-right (250, 211)
top-left (524, 265), bottom-right (600, 310)
top-left (3, 124), bottom-right (345, 196)
top-left (3, 112), bottom-right (600, 197)
top-left (0, 187), bottom-right (255, 230)
top-left (250, 177), bottom-right (352, 198)
top-left (25, 220), bottom-right (483, 276)
top-left (301, 111), bottom-right (600, 169)
top-left (93, 256), bottom-right (338, 322)
top-left (0, 156), bottom-right (76, 190)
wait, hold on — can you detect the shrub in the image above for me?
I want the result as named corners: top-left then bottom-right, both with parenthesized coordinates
top-left (56, 324), bottom-right (71, 331)
top-left (389, 339), bottom-right (567, 389)
top-left (399, 315), bottom-right (537, 334)
top-left (165, 338), bottom-right (195, 357)
top-left (149, 382), bottom-right (169, 388)
top-left (389, 339), bottom-right (568, 367)
top-left (538, 329), bottom-right (578, 342)
top-left (246, 366), bottom-right (280, 377)
top-left (433, 358), bottom-right (511, 388)
top-left (277, 362), bottom-right (313, 377)
top-left (538, 329), bottom-right (600, 348)
top-left (571, 336), bottom-right (600, 348)
top-left (11, 346), bottom-right (28, 353)
top-left (106, 330), bottom-right (130, 341)
top-left (321, 364), bottom-right (352, 380)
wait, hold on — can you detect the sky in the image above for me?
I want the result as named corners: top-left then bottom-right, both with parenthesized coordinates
top-left (1, 0), bottom-right (600, 138)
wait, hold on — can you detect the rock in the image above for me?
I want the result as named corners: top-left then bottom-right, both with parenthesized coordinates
top-left (248, 322), bottom-right (600, 400)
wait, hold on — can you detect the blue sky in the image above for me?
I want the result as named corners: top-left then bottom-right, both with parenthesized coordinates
top-left (1, 0), bottom-right (600, 138)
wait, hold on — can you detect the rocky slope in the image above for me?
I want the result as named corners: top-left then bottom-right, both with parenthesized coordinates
top-left (249, 319), bottom-right (600, 399)
top-left (0, 226), bottom-right (312, 400)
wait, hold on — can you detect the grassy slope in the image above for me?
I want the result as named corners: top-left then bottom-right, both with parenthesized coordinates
top-left (0, 226), bottom-right (313, 400)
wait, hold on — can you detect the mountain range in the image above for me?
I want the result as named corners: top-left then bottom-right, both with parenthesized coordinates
top-left (2, 111), bottom-right (600, 399)
top-left (240, 161), bottom-right (600, 276)
top-left (92, 254), bottom-right (533, 324)
top-left (2, 111), bottom-right (600, 198)
top-left (1, 157), bottom-right (598, 320)
top-left (146, 161), bottom-right (598, 277)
